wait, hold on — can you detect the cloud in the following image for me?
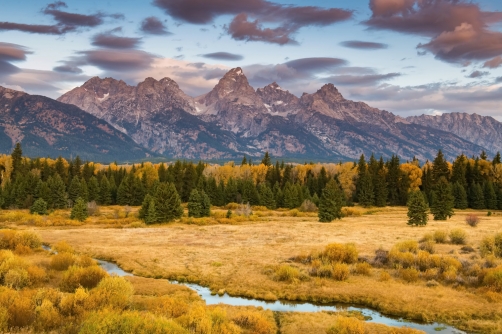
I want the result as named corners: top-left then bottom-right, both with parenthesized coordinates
top-left (53, 65), bottom-right (83, 74)
top-left (326, 73), bottom-right (401, 86)
top-left (340, 40), bottom-right (388, 50)
top-left (0, 2), bottom-right (123, 35)
top-left (284, 57), bottom-right (347, 72)
top-left (91, 29), bottom-right (142, 49)
top-left (153, 0), bottom-right (352, 45)
top-left (365, 0), bottom-right (502, 64)
top-left (484, 56), bottom-right (502, 69)
top-left (140, 16), bottom-right (171, 35)
top-left (200, 52), bottom-right (244, 61)
top-left (77, 49), bottom-right (156, 72)
top-left (0, 43), bottom-right (32, 77)
top-left (467, 70), bottom-right (488, 79)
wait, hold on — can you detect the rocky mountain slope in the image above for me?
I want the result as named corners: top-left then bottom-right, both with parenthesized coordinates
top-left (0, 86), bottom-right (154, 162)
top-left (58, 68), bottom-right (491, 161)
top-left (407, 113), bottom-right (502, 155)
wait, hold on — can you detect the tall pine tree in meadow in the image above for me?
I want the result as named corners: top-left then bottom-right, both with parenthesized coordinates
top-left (386, 155), bottom-right (401, 205)
top-left (469, 183), bottom-right (485, 209)
top-left (80, 178), bottom-right (89, 202)
top-left (48, 174), bottom-right (67, 209)
top-left (374, 158), bottom-right (388, 207)
top-left (117, 175), bottom-right (134, 205)
top-left (188, 189), bottom-right (203, 217)
top-left (139, 194), bottom-right (153, 219)
top-left (145, 199), bottom-right (158, 225)
top-left (407, 191), bottom-right (428, 226)
top-left (318, 179), bottom-right (343, 223)
top-left (452, 182), bottom-right (468, 209)
top-left (430, 176), bottom-right (454, 220)
top-left (99, 176), bottom-right (112, 205)
top-left (484, 182), bottom-right (498, 210)
top-left (155, 183), bottom-right (183, 222)
top-left (68, 176), bottom-right (82, 204)
top-left (10, 143), bottom-right (23, 181)
top-left (432, 149), bottom-right (450, 184)
top-left (259, 184), bottom-right (276, 209)
top-left (70, 197), bottom-right (88, 221)
top-left (87, 176), bottom-right (100, 202)
top-left (357, 171), bottom-right (374, 207)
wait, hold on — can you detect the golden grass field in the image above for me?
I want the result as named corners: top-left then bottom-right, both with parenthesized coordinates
top-left (2, 206), bottom-right (502, 333)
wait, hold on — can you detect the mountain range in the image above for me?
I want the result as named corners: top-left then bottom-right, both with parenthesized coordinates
top-left (1, 67), bottom-right (500, 162)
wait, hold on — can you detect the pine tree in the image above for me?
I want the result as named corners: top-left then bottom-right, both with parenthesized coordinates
top-left (430, 176), bottom-right (455, 220)
top-left (68, 176), bottom-right (82, 204)
top-left (452, 182), bottom-right (468, 209)
top-left (182, 164), bottom-right (197, 202)
top-left (200, 190), bottom-right (211, 217)
top-left (188, 189), bottom-right (202, 217)
top-left (87, 176), bottom-right (100, 202)
top-left (11, 143), bottom-right (23, 181)
top-left (80, 178), bottom-right (89, 203)
top-left (145, 199), bottom-right (158, 225)
top-left (225, 178), bottom-right (238, 203)
top-left (357, 172), bottom-right (374, 207)
top-left (283, 183), bottom-right (296, 209)
top-left (355, 154), bottom-right (367, 202)
top-left (70, 197), bottom-right (88, 221)
top-left (451, 155), bottom-right (468, 189)
top-left (374, 165), bottom-right (388, 207)
top-left (48, 174), bottom-right (67, 209)
top-left (493, 152), bottom-right (501, 166)
top-left (261, 151), bottom-right (271, 166)
top-left (470, 183), bottom-right (485, 209)
top-left (484, 182), bottom-right (498, 210)
top-left (139, 194), bottom-right (153, 219)
top-left (318, 179), bottom-right (343, 223)
top-left (99, 177), bottom-right (112, 205)
top-left (406, 191), bottom-right (428, 226)
top-left (131, 176), bottom-right (145, 206)
top-left (480, 150), bottom-right (488, 160)
top-left (117, 175), bottom-right (133, 205)
top-left (155, 183), bottom-right (183, 222)
top-left (241, 155), bottom-right (248, 165)
top-left (30, 198), bottom-right (48, 215)
top-left (432, 150), bottom-right (450, 184)
top-left (259, 184), bottom-right (276, 209)
top-left (386, 155), bottom-right (401, 205)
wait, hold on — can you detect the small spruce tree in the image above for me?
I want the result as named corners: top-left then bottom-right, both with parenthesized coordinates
top-left (70, 197), bottom-right (88, 221)
top-left (407, 191), bottom-right (428, 226)
top-left (318, 179), bottom-right (343, 223)
top-left (30, 198), bottom-right (48, 215)
top-left (188, 189), bottom-right (203, 217)
top-left (155, 183), bottom-right (183, 222)
top-left (145, 199), bottom-right (158, 225)
top-left (138, 194), bottom-right (153, 219)
top-left (452, 182), bottom-right (468, 209)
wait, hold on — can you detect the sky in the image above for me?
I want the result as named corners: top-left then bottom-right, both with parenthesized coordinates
top-left (1, 0), bottom-right (502, 120)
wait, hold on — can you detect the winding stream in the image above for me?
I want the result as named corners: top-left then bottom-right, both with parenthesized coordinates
top-left (42, 245), bottom-right (466, 333)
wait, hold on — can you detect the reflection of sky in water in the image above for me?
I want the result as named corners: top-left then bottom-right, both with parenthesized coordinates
top-left (43, 245), bottom-right (465, 334)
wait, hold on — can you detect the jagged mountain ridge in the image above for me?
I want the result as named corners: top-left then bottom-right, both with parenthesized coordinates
top-left (57, 67), bottom-right (492, 161)
top-left (0, 86), bottom-right (154, 162)
top-left (407, 113), bottom-right (502, 155)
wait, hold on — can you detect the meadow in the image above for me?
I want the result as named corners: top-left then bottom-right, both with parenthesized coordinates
top-left (1, 205), bottom-right (502, 333)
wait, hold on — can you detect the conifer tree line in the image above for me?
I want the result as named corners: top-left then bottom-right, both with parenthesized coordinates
top-left (0, 144), bottom-right (501, 218)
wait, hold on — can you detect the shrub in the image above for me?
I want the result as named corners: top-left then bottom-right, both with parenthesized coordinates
top-left (50, 253), bottom-right (75, 271)
top-left (273, 265), bottom-right (300, 283)
top-left (0, 307), bottom-right (7, 332)
top-left (4, 268), bottom-right (30, 289)
top-left (419, 240), bottom-right (435, 254)
top-left (449, 229), bottom-right (467, 245)
top-left (14, 231), bottom-right (42, 249)
top-left (53, 241), bottom-right (74, 254)
top-left (421, 233), bottom-right (434, 243)
top-left (433, 230), bottom-right (448, 244)
top-left (0, 254), bottom-right (28, 279)
top-left (323, 243), bottom-right (358, 264)
top-left (388, 249), bottom-right (415, 269)
top-left (299, 200), bottom-right (318, 212)
top-left (27, 266), bottom-right (47, 285)
top-left (14, 244), bottom-right (32, 255)
top-left (373, 248), bottom-right (389, 267)
top-left (79, 310), bottom-right (187, 334)
top-left (231, 309), bottom-right (276, 334)
top-left (423, 268), bottom-right (439, 280)
top-left (60, 265), bottom-right (108, 292)
top-left (483, 266), bottom-right (502, 292)
top-left (332, 262), bottom-right (350, 281)
top-left (87, 276), bottom-right (134, 310)
top-left (8, 296), bottom-right (35, 328)
top-left (399, 268), bottom-right (420, 282)
top-left (465, 214), bottom-right (479, 227)
top-left (480, 236), bottom-right (495, 257)
top-left (353, 262), bottom-right (372, 276)
top-left (442, 267), bottom-right (458, 283)
top-left (341, 207), bottom-right (363, 217)
top-left (76, 255), bottom-right (96, 268)
top-left (494, 233), bottom-right (502, 258)
top-left (394, 240), bottom-right (418, 253)
top-left (34, 300), bottom-right (61, 332)
top-left (326, 316), bottom-right (365, 334)
top-left (379, 271), bottom-right (391, 281)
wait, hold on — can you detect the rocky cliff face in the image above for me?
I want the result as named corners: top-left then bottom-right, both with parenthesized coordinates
top-left (0, 86), bottom-right (153, 162)
top-left (57, 68), bottom-right (492, 161)
top-left (407, 113), bottom-right (502, 155)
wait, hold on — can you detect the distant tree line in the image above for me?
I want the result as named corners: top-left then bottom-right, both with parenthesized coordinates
top-left (0, 144), bottom-right (501, 223)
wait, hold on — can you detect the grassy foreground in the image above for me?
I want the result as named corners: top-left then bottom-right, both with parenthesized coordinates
top-left (2, 206), bottom-right (502, 333)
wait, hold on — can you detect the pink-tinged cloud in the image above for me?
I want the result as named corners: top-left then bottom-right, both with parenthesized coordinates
top-left (0, 43), bottom-right (32, 76)
top-left (365, 0), bottom-right (502, 64)
top-left (484, 56), bottom-right (502, 69)
top-left (0, 22), bottom-right (71, 35)
top-left (154, 0), bottom-right (352, 45)
top-left (140, 17), bottom-right (171, 35)
top-left (91, 29), bottom-right (142, 49)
